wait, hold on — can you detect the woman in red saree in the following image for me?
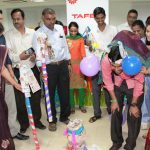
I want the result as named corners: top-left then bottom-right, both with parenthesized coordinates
top-left (0, 46), bottom-right (21, 150)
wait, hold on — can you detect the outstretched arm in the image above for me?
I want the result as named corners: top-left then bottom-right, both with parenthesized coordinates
top-left (1, 66), bottom-right (22, 92)
top-left (101, 55), bottom-right (119, 113)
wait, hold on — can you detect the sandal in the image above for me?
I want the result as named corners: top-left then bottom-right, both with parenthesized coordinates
top-left (80, 107), bottom-right (87, 113)
top-left (71, 108), bottom-right (75, 114)
top-left (142, 133), bottom-right (147, 139)
top-left (89, 116), bottom-right (101, 123)
top-left (48, 123), bottom-right (57, 131)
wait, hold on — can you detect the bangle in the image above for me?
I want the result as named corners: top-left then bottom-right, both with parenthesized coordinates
top-left (111, 99), bottom-right (117, 103)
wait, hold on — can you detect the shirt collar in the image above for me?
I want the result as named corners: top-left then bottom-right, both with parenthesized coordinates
top-left (96, 24), bottom-right (108, 33)
top-left (125, 22), bottom-right (130, 27)
top-left (141, 37), bottom-right (146, 44)
top-left (13, 26), bottom-right (30, 35)
top-left (42, 24), bottom-right (58, 33)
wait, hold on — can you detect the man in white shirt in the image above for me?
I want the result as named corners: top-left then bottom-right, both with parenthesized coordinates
top-left (33, 8), bottom-right (71, 131)
top-left (87, 7), bottom-right (117, 123)
top-left (117, 9), bottom-right (138, 32)
top-left (5, 8), bottom-right (46, 134)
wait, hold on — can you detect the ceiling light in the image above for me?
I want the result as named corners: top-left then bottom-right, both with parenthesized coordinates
top-left (31, 0), bottom-right (45, 2)
top-left (3, 0), bottom-right (27, 2)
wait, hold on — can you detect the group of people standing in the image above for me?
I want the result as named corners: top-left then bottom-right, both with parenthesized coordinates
top-left (0, 5), bottom-right (150, 150)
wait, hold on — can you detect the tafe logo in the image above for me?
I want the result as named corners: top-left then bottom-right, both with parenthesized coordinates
top-left (68, 0), bottom-right (78, 4)
top-left (72, 13), bottom-right (94, 19)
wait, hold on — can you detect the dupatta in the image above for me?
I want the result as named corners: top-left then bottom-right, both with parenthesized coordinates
top-left (109, 30), bottom-right (150, 67)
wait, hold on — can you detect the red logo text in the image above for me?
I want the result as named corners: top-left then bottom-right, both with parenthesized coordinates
top-left (72, 13), bottom-right (94, 19)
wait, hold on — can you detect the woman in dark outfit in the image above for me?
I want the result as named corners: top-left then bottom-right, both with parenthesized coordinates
top-left (0, 23), bottom-right (21, 150)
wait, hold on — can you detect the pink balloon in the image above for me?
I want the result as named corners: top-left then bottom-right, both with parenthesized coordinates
top-left (80, 54), bottom-right (100, 77)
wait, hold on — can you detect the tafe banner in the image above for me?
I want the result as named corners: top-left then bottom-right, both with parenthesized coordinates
top-left (66, 0), bottom-right (109, 35)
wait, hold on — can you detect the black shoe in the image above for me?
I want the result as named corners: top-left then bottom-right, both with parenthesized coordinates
top-left (35, 121), bottom-right (46, 130)
top-left (13, 133), bottom-right (29, 140)
top-left (124, 144), bottom-right (127, 149)
top-left (124, 144), bottom-right (133, 150)
top-left (109, 143), bottom-right (122, 150)
top-left (20, 128), bottom-right (27, 134)
top-left (60, 118), bottom-right (70, 125)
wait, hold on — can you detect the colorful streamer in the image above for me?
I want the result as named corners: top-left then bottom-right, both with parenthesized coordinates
top-left (19, 64), bottom-right (41, 150)
top-left (41, 59), bottom-right (52, 122)
top-left (25, 97), bottom-right (40, 150)
top-left (38, 33), bottom-right (52, 122)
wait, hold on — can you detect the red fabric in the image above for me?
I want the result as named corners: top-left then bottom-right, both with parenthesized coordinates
top-left (63, 26), bottom-right (68, 35)
top-left (67, 38), bottom-right (86, 60)
top-left (66, 146), bottom-right (74, 150)
top-left (66, 37), bottom-right (86, 89)
top-left (72, 64), bottom-right (80, 74)
top-left (86, 77), bottom-right (92, 92)
top-left (145, 128), bottom-right (150, 149)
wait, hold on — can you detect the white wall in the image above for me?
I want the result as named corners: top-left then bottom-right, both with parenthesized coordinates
top-left (109, 1), bottom-right (132, 26)
top-left (5, 5), bottom-right (66, 30)
top-left (133, 2), bottom-right (150, 23)
top-left (3, 1), bottom-right (150, 31)
top-left (109, 1), bottom-right (150, 26)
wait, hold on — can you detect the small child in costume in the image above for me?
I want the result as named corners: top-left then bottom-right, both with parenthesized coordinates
top-left (64, 119), bottom-right (87, 150)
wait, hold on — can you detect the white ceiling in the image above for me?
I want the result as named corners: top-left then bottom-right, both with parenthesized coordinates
top-left (0, 0), bottom-right (65, 8)
top-left (0, 0), bottom-right (150, 8)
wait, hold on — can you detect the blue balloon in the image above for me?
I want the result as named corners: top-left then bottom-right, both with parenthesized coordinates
top-left (122, 56), bottom-right (142, 76)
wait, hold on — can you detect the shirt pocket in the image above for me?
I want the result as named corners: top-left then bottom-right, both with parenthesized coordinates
top-left (57, 36), bottom-right (66, 48)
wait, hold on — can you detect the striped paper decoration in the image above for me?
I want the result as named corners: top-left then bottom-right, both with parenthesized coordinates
top-left (25, 97), bottom-right (40, 150)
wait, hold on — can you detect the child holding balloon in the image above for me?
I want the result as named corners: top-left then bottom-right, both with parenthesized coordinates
top-left (66, 22), bottom-right (86, 114)
top-left (101, 46), bottom-right (144, 150)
